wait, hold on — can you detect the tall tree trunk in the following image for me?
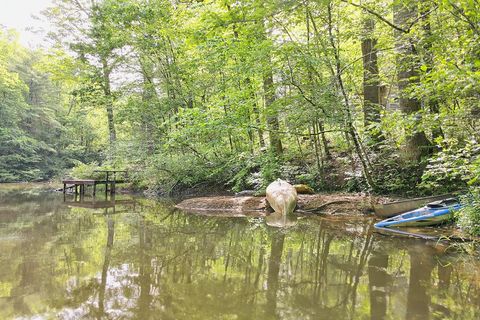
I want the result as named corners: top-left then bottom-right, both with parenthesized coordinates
top-left (101, 58), bottom-right (116, 147)
top-left (140, 58), bottom-right (157, 154)
top-left (394, 3), bottom-right (432, 161)
top-left (246, 78), bottom-right (265, 149)
top-left (420, 3), bottom-right (444, 145)
top-left (261, 17), bottom-right (283, 156)
top-left (263, 69), bottom-right (283, 156)
top-left (361, 16), bottom-right (382, 142)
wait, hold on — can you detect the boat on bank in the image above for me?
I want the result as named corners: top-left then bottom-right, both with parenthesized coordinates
top-left (374, 198), bottom-right (462, 228)
top-left (373, 193), bottom-right (455, 218)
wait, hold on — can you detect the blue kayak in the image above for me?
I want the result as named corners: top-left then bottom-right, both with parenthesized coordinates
top-left (374, 198), bottom-right (462, 228)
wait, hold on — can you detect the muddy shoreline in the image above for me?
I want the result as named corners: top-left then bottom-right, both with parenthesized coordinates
top-left (175, 192), bottom-right (385, 216)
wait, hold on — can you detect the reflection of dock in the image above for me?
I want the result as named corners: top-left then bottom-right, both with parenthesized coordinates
top-left (65, 199), bottom-right (136, 209)
top-left (63, 194), bottom-right (137, 214)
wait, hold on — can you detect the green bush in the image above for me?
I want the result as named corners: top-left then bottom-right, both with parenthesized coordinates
top-left (457, 188), bottom-right (480, 236)
top-left (369, 144), bottom-right (427, 195)
top-left (420, 139), bottom-right (480, 193)
top-left (69, 162), bottom-right (112, 180)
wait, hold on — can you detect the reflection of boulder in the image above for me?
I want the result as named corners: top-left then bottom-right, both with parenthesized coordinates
top-left (266, 179), bottom-right (298, 215)
top-left (265, 212), bottom-right (298, 228)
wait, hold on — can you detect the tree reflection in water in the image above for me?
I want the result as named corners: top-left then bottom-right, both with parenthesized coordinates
top-left (97, 217), bottom-right (114, 318)
top-left (368, 250), bottom-right (389, 320)
top-left (266, 231), bottom-right (285, 319)
top-left (1, 187), bottom-right (480, 319)
top-left (406, 247), bottom-right (434, 320)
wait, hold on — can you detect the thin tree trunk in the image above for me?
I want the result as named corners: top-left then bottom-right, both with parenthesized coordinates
top-left (252, 102), bottom-right (265, 149)
top-left (318, 121), bottom-right (331, 160)
top-left (327, 3), bottom-right (374, 188)
top-left (101, 57), bottom-right (116, 147)
top-left (312, 121), bottom-right (323, 174)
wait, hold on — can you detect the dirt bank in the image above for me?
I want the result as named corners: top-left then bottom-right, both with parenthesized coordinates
top-left (175, 193), bottom-right (381, 215)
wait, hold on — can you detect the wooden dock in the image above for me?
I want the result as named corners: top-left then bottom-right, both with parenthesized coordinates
top-left (62, 170), bottom-right (128, 196)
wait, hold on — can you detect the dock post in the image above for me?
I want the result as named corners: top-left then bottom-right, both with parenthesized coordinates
top-left (63, 183), bottom-right (66, 194)
top-left (105, 171), bottom-right (110, 195)
top-left (75, 184), bottom-right (78, 195)
top-left (111, 171), bottom-right (115, 195)
top-left (93, 183), bottom-right (96, 196)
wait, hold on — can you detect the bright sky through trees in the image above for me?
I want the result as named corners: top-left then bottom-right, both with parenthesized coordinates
top-left (0, 0), bottom-right (53, 47)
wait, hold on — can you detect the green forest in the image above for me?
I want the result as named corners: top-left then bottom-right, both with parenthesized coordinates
top-left (1, 0), bottom-right (479, 199)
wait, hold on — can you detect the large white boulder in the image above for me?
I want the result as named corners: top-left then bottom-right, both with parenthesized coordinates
top-left (266, 179), bottom-right (298, 215)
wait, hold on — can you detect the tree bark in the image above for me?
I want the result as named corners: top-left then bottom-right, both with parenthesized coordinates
top-left (140, 58), bottom-right (157, 154)
top-left (394, 2), bottom-right (432, 161)
top-left (361, 16), bottom-right (382, 141)
top-left (420, 3), bottom-right (444, 144)
top-left (263, 69), bottom-right (283, 156)
top-left (101, 57), bottom-right (116, 147)
top-left (260, 16), bottom-right (283, 156)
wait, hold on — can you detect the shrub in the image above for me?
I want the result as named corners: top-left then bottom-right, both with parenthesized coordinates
top-left (457, 188), bottom-right (480, 236)
top-left (420, 138), bottom-right (480, 193)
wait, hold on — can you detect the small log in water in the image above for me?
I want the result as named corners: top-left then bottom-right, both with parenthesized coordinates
top-left (266, 179), bottom-right (298, 215)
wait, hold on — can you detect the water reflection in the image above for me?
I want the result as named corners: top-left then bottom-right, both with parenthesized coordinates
top-left (63, 193), bottom-right (137, 215)
top-left (266, 231), bottom-right (284, 319)
top-left (265, 212), bottom-right (298, 228)
top-left (368, 249), bottom-right (389, 320)
top-left (1, 185), bottom-right (480, 319)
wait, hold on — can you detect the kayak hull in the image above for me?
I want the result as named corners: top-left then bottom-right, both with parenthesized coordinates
top-left (374, 204), bottom-right (461, 228)
top-left (373, 194), bottom-right (454, 218)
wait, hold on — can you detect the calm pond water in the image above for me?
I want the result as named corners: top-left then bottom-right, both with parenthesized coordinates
top-left (1, 184), bottom-right (480, 319)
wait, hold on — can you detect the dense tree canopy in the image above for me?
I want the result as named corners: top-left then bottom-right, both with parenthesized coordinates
top-left (0, 29), bottom-right (101, 182)
top-left (0, 0), bottom-right (479, 195)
